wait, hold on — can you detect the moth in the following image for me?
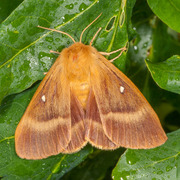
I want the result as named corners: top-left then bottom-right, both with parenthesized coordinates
top-left (15, 14), bottom-right (167, 159)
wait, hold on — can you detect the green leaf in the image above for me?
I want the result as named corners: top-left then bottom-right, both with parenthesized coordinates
top-left (0, 0), bottom-right (128, 104)
top-left (62, 149), bottom-right (125, 180)
top-left (0, 83), bottom-right (93, 180)
top-left (0, 0), bottom-right (23, 23)
top-left (147, 0), bottom-right (180, 32)
top-left (150, 19), bottom-right (180, 63)
top-left (127, 3), bottom-right (156, 103)
top-left (146, 55), bottom-right (180, 94)
top-left (112, 129), bottom-right (180, 180)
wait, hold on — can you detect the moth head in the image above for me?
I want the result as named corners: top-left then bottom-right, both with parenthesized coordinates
top-left (62, 43), bottom-right (93, 64)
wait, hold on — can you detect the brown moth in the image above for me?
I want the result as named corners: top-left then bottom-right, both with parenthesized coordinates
top-left (15, 14), bottom-right (167, 159)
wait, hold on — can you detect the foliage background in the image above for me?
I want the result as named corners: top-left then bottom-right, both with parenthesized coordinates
top-left (0, 0), bottom-right (179, 179)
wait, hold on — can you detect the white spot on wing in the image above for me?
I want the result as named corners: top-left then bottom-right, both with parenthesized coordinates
top-left (42, 95), bottom-right (46, 102)
top-left (120, 86), bottom-right (125, 94)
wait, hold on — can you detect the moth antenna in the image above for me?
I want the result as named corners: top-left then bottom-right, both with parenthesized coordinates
top-left (79, 13), bottom-right (102, 43)
top-left (90, 27), bottom-right (102, 46)
top-left (37, 25), bottom-right (76, 43)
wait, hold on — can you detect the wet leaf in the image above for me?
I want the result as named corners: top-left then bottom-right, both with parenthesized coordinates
top-left (147, 0), bottom-right (180, 32)
top-left (146, 55), bottom-right (180, 94)
top-left (112, 129), bottom-right (180, 180)
top-left (150, 20), bottom-right (180, 63)
top-left (0, 0), bottom-right (23, 23)
top-left (62, 149), bottom-right (125, 180)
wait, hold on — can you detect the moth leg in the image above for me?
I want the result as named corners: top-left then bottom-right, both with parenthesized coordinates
top-left (43, 50), bottom-right (60, 75)
top-left (99, 45), bottom-right (127, 62)
top-left (50, 50), bottom-right (61, 55)
top-left (109, 47), bottom-right (126, 62)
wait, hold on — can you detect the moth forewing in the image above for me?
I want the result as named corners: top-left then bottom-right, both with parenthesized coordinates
top-left (89, 53), bottom-right (167, 149)
top-left (15, 58), bottom-right (72, 159)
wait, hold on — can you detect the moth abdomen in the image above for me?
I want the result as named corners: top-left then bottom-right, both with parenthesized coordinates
top-left (71, 81), bottom-right (90, 110)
